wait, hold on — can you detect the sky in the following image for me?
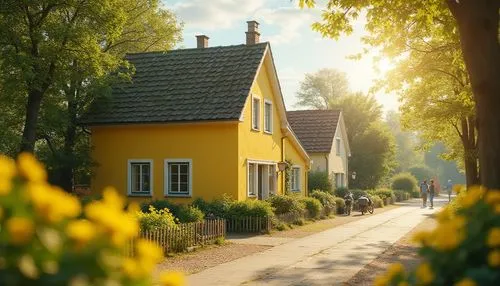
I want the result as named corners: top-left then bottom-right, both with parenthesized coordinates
top-left (164, 0), bottom-right (399, 113)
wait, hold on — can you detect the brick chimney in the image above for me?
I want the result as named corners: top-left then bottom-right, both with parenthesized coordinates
top-left (196, 35), bottom-right (209, 48)
top-left (246, 20), bottom-right (260, 45)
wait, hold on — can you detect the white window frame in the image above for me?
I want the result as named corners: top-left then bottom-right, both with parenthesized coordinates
top-left (164, 159), bottom-right (193, 197)
top-left (247, 159), bottom-right (277, 198)
top-left (248, 162), bottom-right (257, 197)
top-left (127, 159), bottom-right (153, 196)
top-left (264, 99), bottom-right (273, 134)
top-left (336, 138), bottom-right (341, 155)
top-left (251, 95), bottom-right (261, 131)
top-left (291, 165), bottom-right (301, 192)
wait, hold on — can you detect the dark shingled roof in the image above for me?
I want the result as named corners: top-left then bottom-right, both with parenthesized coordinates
top-left (286, 110), bottom-right (341, 153)
top-left (81, 43), bottom-right (268, 125)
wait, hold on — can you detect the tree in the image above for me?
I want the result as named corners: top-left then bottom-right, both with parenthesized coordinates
top-left (0, 0), bottom-right (182, 190)
top-left (385, 111), bottom-right (423, 173)
top-left (295, 68), bottom-right (350, 109)
top-left (300, 0), bottom-right (500, 189)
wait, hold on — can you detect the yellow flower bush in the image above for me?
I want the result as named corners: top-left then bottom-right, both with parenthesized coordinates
top-left (0, 153), bottom-right (183, 285)
top-left (376, 186), bottom-right (500, 285)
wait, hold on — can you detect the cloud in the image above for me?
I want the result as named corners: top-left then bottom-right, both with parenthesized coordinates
top-left (171, 0), bottom-right (265, 30)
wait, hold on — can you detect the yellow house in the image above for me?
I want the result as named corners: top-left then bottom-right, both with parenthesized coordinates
top-left (81, 21), bottom-right (310, 203)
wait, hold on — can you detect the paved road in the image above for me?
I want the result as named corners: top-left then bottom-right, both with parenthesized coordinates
top-left (188, 197), bottom-right (446, 286)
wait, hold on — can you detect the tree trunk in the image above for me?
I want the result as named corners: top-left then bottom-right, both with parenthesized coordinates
top-left (20, 89), bottom-right (43, 153)
top-left (448, 0), bottom-right (500, 189)
top-left (460, 116), bottom-right (480, 186)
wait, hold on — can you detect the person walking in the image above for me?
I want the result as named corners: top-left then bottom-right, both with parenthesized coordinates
top-left (446, 179), bottom-right (453, 202)
top-left (420, 180), bottom-right (429, 208)
top-left (429, 180), bottom-right (435, 209)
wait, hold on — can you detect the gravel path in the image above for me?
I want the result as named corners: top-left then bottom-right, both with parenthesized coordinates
top-left (154, 243), bottom-right (270, 276)
top-left (346, 216), bottom-right (437, 285)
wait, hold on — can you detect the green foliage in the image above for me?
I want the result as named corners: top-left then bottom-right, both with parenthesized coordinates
top-left (310, 190), bottom-right (336, 208)
top-left (334, 187), bottom-right (349, 198)
top-left (267, 195), bottom-right (305, 216)
top-left (369, 195), bottom-right (384, 208)
top-left (137, 206), bottom-right (177, 231)
top-left (300, 197), bottom-right (323, 219)
top-left (333, 197), bottom-right (345, 214)
top-left (192, 195), bottom-right (233, 218)
top-left (226, 200), bottom-right (274, 219)
top-left (141, 200), bottom-right (179, 214)
top-left (351, 189), bottom-right (368, 200)
top-left (295, 68), bottom-right (350, 109)
top-left (408, 165), bottom-right (434, 183)
top-left (176, 205), bottom-right (205, 223)
top-left (308, 171), bottom-right (333, 193)
top-left (391, 172), bottom-right (418, 193)
top-left (370, 188), bottom-right (396, 201)
top-left (393, 190), bottom-right (410, 201)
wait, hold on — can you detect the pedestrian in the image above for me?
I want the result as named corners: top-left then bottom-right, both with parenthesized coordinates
top-left (420, 180), bottom-right (429, 208)
top-left (446, 179), bottom-right (453, 202)
top-left (429, 180), bottom-right (435, 209)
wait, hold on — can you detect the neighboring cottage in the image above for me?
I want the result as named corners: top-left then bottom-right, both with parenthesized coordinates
top-left (287, 110), bottom-right (350, 188)
top-left (82, 21), bottom-right (310, 203)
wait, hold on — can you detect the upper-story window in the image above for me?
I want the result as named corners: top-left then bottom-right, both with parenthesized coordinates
top-left (264, 100), bottom-right (273, 134)
top-left (336, 138), bottom-right (341, 155)
top-left (252, 96), bottom-right (261, 131)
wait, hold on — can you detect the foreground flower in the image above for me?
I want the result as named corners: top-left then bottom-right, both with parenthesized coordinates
top-left (160, 271), bottom-right (185, 286)
top-left (17, 152), bottom-right (47, 183)
top-left (416, 263), bottom-right (434, 285)
top-left (485, 191), bottom-right (500, 205)
top-left (7, 217), bottom-right (35, 245)
top-left (488, 250), bottom-right (500, 268)
top-left (487, 228), bottom-right (500, 247)
top-left (458, 186), bottom-right (484, 208)
top-left (0, 155), bottom-right (16, 195)
top-left (454, 278), bottom-right (477, 286)
top-left (66, 219), bottom-right (96, 247)
top-left (28, 183), bottom-right (81, 223)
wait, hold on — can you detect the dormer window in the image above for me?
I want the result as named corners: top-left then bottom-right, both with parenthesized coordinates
top-left (264, 100), bottom-right (273, 134)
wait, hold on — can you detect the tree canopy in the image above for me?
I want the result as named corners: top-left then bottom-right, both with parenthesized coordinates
top-left (295, 68), bottom-right (350, 109)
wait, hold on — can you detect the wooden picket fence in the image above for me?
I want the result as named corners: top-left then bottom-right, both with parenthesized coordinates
top-left (127, 219), bottom-right (225, 255)
top-left (225, 216), bottom-right (272, 233)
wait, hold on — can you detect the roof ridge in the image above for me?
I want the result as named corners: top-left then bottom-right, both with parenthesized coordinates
top-left (126, 42), bottom-right (269, 57)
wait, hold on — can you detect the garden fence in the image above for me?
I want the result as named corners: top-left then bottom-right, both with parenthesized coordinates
top-left (127, 219), bottom-right (225, 255)
top-left (225, 216), bottom-right (272, 233)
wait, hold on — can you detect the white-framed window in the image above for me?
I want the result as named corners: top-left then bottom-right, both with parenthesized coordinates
top-left (264, 99), bottom-right (273, 134)
top-left (268, 165), bottom-right (276, 195)
top-left (252, 96), bottom-right (261, 131)
top-left (128, 159), bottom-right (153, 196)
top-left (336, 138), bottom-right (341, 155)
top-left (291, 166), bottom-right (301, 192)
top-left (248, 162), bottom-right (257, 196)
top-left (164, 159), bottom-right (192, 197)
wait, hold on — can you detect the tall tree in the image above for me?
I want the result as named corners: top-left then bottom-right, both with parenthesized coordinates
top-left (300, 0), bottom-right (500, 189)
top-left (295, 68), bottom-right (350, 109)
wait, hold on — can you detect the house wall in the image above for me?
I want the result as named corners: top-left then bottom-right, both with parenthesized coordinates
top-left (310, 154), bottom-right (328, 173)
top-left (90, 122), bottom-right (239, 204)
top-left (329, 119), bottom-right (349, 187)
top-left (237, 59), bottom-right (308, 199)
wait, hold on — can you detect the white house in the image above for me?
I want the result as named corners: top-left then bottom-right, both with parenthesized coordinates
top-left (287, 110), bottom-right (351, 188)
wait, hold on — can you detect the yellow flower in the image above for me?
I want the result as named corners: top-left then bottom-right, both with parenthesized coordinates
top-left (455, 278), bottom-right (477, 286)
top-left (0, 155), bottom-right (16, 195)
top-left (66, 219), bottom-right (96, 246)
top-left (485, 191), bottom-right (500, 205)
top-left (416, 263), bottom-right (434, 285)
top-left (431, 217), bottom-right (465, 251)
top-left (487, 228), bottom-right (500, 247)
top-left (7, 217), bottom-right (35, 245)
top-left (28, 183), bottom-right (81, 223)
top-left (488, 250), bottom-right (500, 267)
top-left (160, 272), bottom-right (185, 286)
top-left (398, 282), bottom-right (409, 286)
top-left (386, 263), bottom-right (405, 280)
top-left (412, 230), bottom-right (432, 245)
top-left (453, 184), bottom-right (464, 194)
top-left (136, 239), bottom-right (163, 271)
top-left (495, 205), bottom-right (500, 214)
top-left (373, 275), bottom-right (389, 286)
top-left (459, 186), bottom-right (485, 208)
top-left (122, 258), bottom-right (141, 278)
top-left (17, 152), bottom-right (47, 183)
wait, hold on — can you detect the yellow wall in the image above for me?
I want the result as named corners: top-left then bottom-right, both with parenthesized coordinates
top-left (237, 59), bottom-right (308, 199)
top-left (90, 122), bottom-right (239, 204)
top-left (284, 138), bottom-right (308, 196)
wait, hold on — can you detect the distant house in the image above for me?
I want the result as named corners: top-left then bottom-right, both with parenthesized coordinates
top-left (287, 110), bottom-right (350, 188)
top-left (81, 21), bottom-right (310, 203)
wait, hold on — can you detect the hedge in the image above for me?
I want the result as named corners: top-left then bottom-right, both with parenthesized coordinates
top-left (300, 197), bottom-right (323, 219)
top-left (267, 194), bottom-right (305, 216)
top-left (391, 172), bottom-right (418, 193)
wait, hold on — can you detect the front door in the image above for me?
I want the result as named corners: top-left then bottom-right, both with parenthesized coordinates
top-left (257, 165), bottom-right (270, 200)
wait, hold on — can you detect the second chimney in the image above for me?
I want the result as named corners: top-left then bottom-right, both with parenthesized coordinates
top-left (196, 35), bottom-right (209, 48)
top-left (246, 20), bottom-right (260, 45)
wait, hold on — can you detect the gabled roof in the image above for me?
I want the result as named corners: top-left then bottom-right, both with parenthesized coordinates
top-left (81, 43), bottom-right (268, 125)
top-left (286, 110), bottom-right (342, 153)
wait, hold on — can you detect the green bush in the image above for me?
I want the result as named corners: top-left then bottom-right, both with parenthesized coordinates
top-left (391, 172), bottom-right (418, 193)
top-left (137, 206), bottom-right (177, 231)
top-left (300, 197), bottom-right (323, 219)
top-left (176, 205), bottom-right (205, 223)
top-left (310, 190), bottom-right (336, 217)
top-left (308, 171), bottom-right (333, 193)
top-left (394, 190), bottom-right (407, 201)
top-left (227, 200), bottom-right (274, 218)
top-left (334, 186), bottom-right (349, 198)
top-left (267, 194), bottom-right (305, 215)
top-left (334, 197), bottom-right (346, 214)
top-left (192, 195), bottom-right (233, 218)
top-left (369, 195), bottom-right (384, 208)
top-left (141, 200), bottom-right (178, 214)
top-left (372, 188), bottom-right (396, 203)
top-left (411, 190), bottom-right (421, 198)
